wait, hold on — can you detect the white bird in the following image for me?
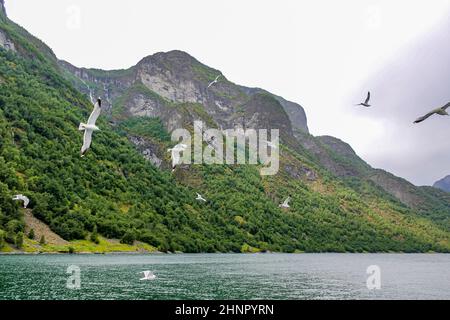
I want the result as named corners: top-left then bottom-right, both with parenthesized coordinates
top-left (279, 196), bottom-right (291, 209)
top-left (261, 139), bottom-right (279, 149)
top-left (207, 75), bottom-right (222, 89)
top-left (79, 98), bottom-right (102, 157)
top-left (168, 143), bottom-right (188, 172)
top-left (355, 91), bottom-right (371, 107)
top-left (12, 194), bottom-right (29, 208)
top-left (139, 271), bottom-right (156, 281)
top-left (414, 102), bottom-right (450, 124)
top-left (196, 193), bottom-right (206, 202)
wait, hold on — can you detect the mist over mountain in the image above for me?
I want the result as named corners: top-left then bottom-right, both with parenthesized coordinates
top-left (1, 3), bottom-right (449, 253)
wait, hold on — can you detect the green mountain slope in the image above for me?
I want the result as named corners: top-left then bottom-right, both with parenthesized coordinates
top-left (1, 7), bottom-right (449, 253)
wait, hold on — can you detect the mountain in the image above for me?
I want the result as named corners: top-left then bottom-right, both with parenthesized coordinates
top-left (434, 176), bottom-right (450, 193)
top-left (1, 4), bottom-right (449, 253)
top-left (61, 51), bottom-right (450, 228)
top-left (0, 1), bottom-right (5, 17)
top-left (59, 51), bottom-right (309, 136)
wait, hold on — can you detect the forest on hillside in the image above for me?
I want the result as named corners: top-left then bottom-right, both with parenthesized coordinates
top-left (1, 13), bottom-right (450, 253)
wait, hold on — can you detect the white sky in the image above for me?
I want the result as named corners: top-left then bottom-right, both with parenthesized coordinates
top-left (5, 0), bottom-right (450, 185)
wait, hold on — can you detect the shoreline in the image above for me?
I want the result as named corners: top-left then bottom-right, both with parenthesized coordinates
top-left (1, 251), bottom-right (447, 255)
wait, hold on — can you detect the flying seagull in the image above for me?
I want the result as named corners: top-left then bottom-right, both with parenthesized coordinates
top-left (279, 196), bottom-right (291, 209)
top-left (168, 144), bottom-right (188, 172)
top-left (12, 194), bottom-right (29, 208)
top-left (207, 75), bottom-right (221, 89)
top-left (139, 271), bottom-right (156, 281)
top-left (414, 102), bottom-right (450, 124)
top-left (79, 98), bottom-right (102, 157)
top-left (260, 139), bottom-right (279, 149)
top-left (196, 193), bottom-right (207, 202)
top-left (356, 91), bottom-right (371, 107)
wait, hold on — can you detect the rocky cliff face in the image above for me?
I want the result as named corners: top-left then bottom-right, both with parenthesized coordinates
top-left (434, 176), bottom-right (450, 192)
top-left (0, 1), bottom-right (13, 51)
top-left (60, 50), bottom-right (308, 138)
top-left (0, 0), bottom-right (6, 17)
top-left (240, 86), bottom-right (309, 133)
top-left (0, 29), bottom-right (15, 51)
top-left (239, 87), bottom-right (309, 133)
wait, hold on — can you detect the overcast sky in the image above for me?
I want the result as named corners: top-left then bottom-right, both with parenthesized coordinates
top-left (5, 0), bottom-right (450, 185)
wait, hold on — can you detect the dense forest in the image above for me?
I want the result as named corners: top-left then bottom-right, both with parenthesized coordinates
top-left (0, 9), bottom-right (449, 253)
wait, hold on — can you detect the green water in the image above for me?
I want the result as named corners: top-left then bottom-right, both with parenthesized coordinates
top-left (0, 253), bottom-right (449, 300)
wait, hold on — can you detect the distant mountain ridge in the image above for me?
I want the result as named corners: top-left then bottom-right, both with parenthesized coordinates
top-left (434, 176), bottom-right (450, 192)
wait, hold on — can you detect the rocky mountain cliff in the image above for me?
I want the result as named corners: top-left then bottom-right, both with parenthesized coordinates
top-left (60, 51), bottom-right (309, 136)
top-left (1, 3), bottom-right (450, 252)
top-left (434, 176), bottom-right (450, 193)
top-left (0, 0), bottom-right (5, 17)
top-left (61, 49), bottom-right (450, 230)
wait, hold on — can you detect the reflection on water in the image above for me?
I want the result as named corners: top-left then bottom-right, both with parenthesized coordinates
top-left (0, 253), bottom-right (449, 300)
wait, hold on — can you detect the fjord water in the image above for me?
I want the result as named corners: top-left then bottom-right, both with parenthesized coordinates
top-left (0, 254), bottom-right (449, 300)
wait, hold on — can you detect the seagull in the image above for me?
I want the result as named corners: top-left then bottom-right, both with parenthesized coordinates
top-left (279, 196), bottom-right (291, 209)
top-left (139, 271), bottom-right (156, 281)
top-left (414, 102), bottom-right (450, 124)
top-left (260, 139), bottom-right (278, 149)
top-left (355, 91), bottom-right (371, 107)
top-left (204, 135), bottom-right (219, 150)
top-left (168, 143), bottom-right (188, 172)
top-left (79, 98), bottom-right (102, 157)
top-left (12, 194), bottom-right (30, 208)
top-left (207, 75), bottom-right (221, 89)
top-left (196, 193), bottom-right (207, 202)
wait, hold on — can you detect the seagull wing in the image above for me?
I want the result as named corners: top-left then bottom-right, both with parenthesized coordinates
top-left (87, 100), bottom-right (102, 125)
top-left (266, 140), bottom-right (278, 149)
top-left (414, 110), bottom-right (436, 123)
top-left (21, 196), bottom-right (29, 208)
top-left (364, 91), bottom-right (371, 104)
top-left (207, 75), bottom-right (221, 88)
top-left (284, 197), bottom-right (291, 206)
top-left (81, 129), bottom-right (93, 155)
top-left (172, 150), bottom-right (181, 167)
top-left (442, 102), bottom-right (450, 111)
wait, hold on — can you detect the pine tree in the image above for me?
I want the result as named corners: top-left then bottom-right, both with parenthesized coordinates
top-left (90, 225), bottom-right (99, 244)
top-left (0, 230), bottom-right (5, 248)
top-left (15, 232), bottom-right (23, 249)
